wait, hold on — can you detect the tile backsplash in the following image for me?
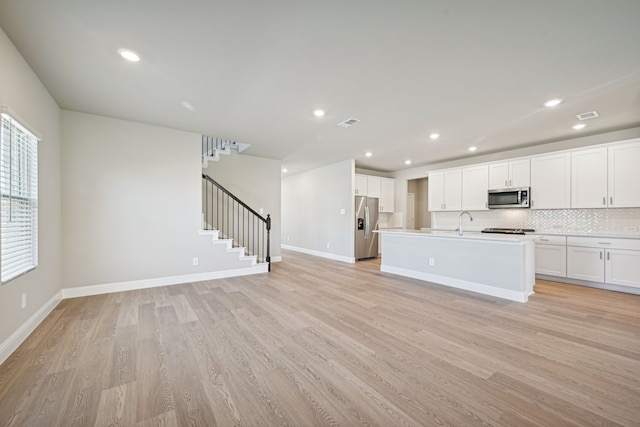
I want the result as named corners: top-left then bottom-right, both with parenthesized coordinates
top-left (431, 208), bottom-right (640, 236)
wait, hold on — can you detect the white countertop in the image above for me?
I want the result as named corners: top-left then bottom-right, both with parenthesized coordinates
top-left (419, 228), bottom-right (640, 240)
top-left (376, 228), bottom-right (532, 243)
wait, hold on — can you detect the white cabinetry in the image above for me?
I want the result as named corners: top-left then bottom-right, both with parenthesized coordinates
top-left (488, 159), bottom-right (530, 189)
top-left (608, 139), bottom-right (640, 208)
top-left (535, 235), bottom-right (567, 277)
top-left (380, 178), bottom-right (395, 212)
top-left (530, 152), bottom-right (571, 209)
top-left (571, 140), bottom-right (640, 209)
top-left (462, 164), bottom-right (489, 210)
top-left (428, 169), bottom-right (461, 212)
top-left (567, 237), bottom-right (640, 288)
top-left (571, 147), bottom-right (608, 208)
top-left (355, 174), bottom-right (394, 212)
top-left (355, 175), bottom-right (367, 196)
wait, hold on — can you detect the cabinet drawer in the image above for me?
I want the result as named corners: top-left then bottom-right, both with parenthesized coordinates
top-left (534, 235), bottom-right (566, 246)
top-left (567, 236), bottom-right (640, 251)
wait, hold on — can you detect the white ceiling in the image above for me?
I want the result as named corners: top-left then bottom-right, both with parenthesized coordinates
top-left (1, 0), bottom-right (639, 175)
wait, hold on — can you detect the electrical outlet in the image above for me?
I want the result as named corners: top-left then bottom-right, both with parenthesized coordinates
top-left (192, 257), bottom-right (199, 266)
top-left (21, 293), bottom-right (27, 309)
top-left (326, 242), bottom-right (330, 249)
top-left (340, 208), bottom-right (346, 215)
top-left (429, 257), bottom-right (435, 266)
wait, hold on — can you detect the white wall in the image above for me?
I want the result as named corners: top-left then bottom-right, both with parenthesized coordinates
top-left (0, 27), bottom-right (62, 345)
top-left (282, 160), bottom-right (355, 261)
top-left (61, 111), bottom-right (257, 288)
top-left (203, 150), bottom-right (282, 259)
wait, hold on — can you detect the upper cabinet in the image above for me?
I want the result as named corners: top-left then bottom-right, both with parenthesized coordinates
top-left (530, 152), bottom-right (571, 209)
top-left (462, 164), bottom-right (489, 211)
top-left (571, 139), bottom-right (640, 208)
top-left (355, 174), bottom-right (395, 212)
top-left (429, 169), bottom-right (462, 212)
top-left (571, 146), bottom-right (608, 208)
top-left (355, 175), bottom-right (367, 196)
top-left (488, 159), bottom-right (530, 190)
top-left (379, 178), bottom-right (395, 212)
top-left (608, 139), bottom-right (640, 208)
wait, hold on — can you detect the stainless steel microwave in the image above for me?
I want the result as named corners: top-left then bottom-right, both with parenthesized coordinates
top-left (488, 187), bottom-right (530, 209)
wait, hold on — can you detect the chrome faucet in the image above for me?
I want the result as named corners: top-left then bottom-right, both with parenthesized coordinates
top-left (458, 211), bottom-right (473, 235)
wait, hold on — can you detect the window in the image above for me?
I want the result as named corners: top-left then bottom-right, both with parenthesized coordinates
top-left (0, 111), bottom-right (38, 284)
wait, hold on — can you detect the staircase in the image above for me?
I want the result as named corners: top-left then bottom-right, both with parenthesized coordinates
top-left (201, 135), bottom-right (271, 272)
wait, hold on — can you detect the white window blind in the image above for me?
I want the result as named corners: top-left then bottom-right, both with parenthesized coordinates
top-left (1, 112), bottom-right (38, 283)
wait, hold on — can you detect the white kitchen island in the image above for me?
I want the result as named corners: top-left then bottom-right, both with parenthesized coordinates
top-left (376, 230), bottom-right (535, 302)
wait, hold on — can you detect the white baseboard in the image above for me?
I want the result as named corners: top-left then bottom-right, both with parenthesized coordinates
top-left (381, 265), bottom-right (528, 303)
top-left (0, 291), bottom-right (63, 365)
top-left (62, 264), bottom-right (269, 299)
top-left (282, 245), bottom-right (355, 264)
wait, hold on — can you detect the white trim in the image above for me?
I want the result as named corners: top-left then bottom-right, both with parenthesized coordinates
top-left (381, 265), bottom-right (528, 303)
top-left (271, 256), bottom-right (282, 262)
top-left (62, 265), bottom-right (269, 299)
top-left (282, 245), bottom-right (355, 263)
top-left (0, 291), bottom-right (62, 365)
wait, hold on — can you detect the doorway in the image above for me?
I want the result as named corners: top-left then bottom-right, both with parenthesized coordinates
top-left (407, 177), bottom-right (430, 229)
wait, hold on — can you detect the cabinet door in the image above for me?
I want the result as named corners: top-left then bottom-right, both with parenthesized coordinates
top-left (355, 175), bottom-right (367, 196)
top-left (535, 244), bottom-right (567, 277)
top-left (567, 246), bottom-right (604, 282)
top-left (488, 162), bottom-right (509, 190)
top-left (367, 177), bottom-right (381, 198)
top-left (571, 147), bottom-right (608, 208)
top-left (428, 172), bottom-right (445, 211)
top-left (605, 249), bottom-right (640, 288)
top-left (530, 152), bottom-right (571, 209)
top-left (462, 164), bottom-right (488, 210)
top-left (509, 159), bottom-right (530, 188)
top-left (380, 178), bottom-right (395, 212)
top-left (608, 139), bottom-right (640, 208)
top-left (443, 169), bottom-right (462, 211)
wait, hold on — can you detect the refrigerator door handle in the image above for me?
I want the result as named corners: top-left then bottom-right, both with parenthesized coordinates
top-left (364, 205), bottom-right (369, 240)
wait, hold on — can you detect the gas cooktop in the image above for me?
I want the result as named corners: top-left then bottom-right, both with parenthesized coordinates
top-left (481, 228), bottom-right (535, 235)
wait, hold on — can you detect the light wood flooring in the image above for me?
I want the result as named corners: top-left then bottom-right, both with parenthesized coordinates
top-left (1, 250), bottom-right (639, 426)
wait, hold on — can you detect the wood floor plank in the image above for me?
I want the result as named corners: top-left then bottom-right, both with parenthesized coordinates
top-left (1, 250), bottom-right (640, 426)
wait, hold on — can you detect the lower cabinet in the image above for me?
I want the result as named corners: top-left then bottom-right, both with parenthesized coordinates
top-left (566, 237), bottom-right (640, 289)
top-left (567, 246), bottom-right (605, 282)
top-left (605, 249), bottom-right (640, 288)
top-left (535, 235), bottom-right (567, 277)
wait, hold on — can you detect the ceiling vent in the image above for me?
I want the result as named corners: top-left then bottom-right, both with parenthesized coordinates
top-left (337, 118), bottom-right (360, 128)
top-left (576, 111), bottom-right (599, 121)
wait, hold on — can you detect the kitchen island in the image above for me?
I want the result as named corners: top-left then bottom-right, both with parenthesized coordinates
top-left (375, 229), bottom-right (535, 302)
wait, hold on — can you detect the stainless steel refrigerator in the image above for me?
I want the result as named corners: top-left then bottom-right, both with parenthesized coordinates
top-left (355, 196), bottom-right (379, 260)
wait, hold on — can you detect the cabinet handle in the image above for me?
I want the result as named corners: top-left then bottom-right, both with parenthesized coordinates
top-left (509, 179), bottom-right (512, 187)
top-left (505, 180), bottom-right (508, 187)
top-left (600, 251), bottom-right (603, 260)
top-left (607, 252), bottom-right (610, 261)
top-left (598, 242), bottom-right (611, 245)
top-left (610, 196), bottom-right (613, 205)
top-left (603, 197), bottom-right (606, 206)
top-left (539, 238), bottom-right (548, 242)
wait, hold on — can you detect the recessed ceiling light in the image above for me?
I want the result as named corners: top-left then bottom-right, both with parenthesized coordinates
top-left (313, 109), bottom-right (325, 117)
top-left (405, 160), bottom-right (411, 165)
top-left (181, 101), bottom-right (195, 112)
top-left (118, 48), bottom-right (141, 63)
top-left (572, 123), bottom-right (586, 130)
top-left (282, 168), bottom-right (288, 173)
top-left (365, 152), bottom-right (373, 157)
top-left (468, 146), bottom-right (478, 152)
top-left (544, 98), bottom-right (562, 107)
top-left (429, 133), bottom-right (440, 140)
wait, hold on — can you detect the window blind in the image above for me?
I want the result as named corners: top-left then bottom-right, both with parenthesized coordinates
top-left (1, 112), bottom-right (38, 283)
